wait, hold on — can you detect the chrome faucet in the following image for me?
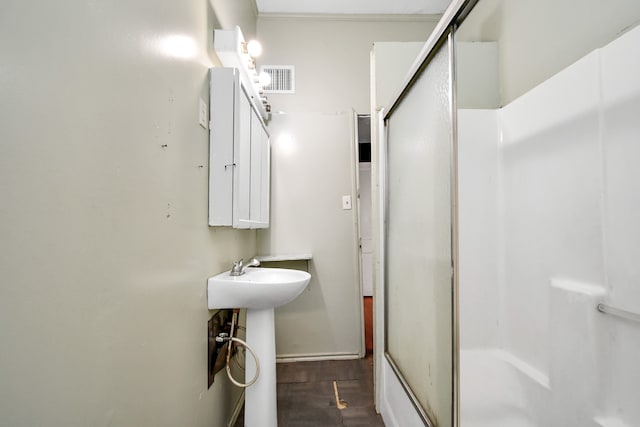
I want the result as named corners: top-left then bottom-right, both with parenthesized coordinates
top-left (230, 258), bottom-right (260, 276)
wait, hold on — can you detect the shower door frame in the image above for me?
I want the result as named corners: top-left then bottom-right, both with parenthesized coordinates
top-left (380, 0), bottom-right (479, 425)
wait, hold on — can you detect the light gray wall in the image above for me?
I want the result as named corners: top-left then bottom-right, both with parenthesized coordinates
top-left (256, 16), bottom-right (437, 358)
top-left (456, 42), bottom-right (500, 109)
top-left (210, 0), bottom-right (259, 39)
top-left (0, 1), bottom-right (257, 426)
top-left (457, 0), bottom-right (640, 104)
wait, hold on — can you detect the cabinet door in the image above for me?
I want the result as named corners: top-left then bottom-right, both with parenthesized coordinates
top-left (247, 107), bottom-right (270, 228)
top-left (209, 68), bottom-right (269, 229)
top-left (233, 87), bottom-right (252, 228)
top-left (249, 110), bottom-right (262, 223)
top-left (209, 68), bottom-right (238, 226)
top-left (260, 126), bottom-right (270, 226)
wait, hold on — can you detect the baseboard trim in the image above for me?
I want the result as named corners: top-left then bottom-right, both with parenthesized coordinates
top-left (276, 352), bottom-right (360, 363)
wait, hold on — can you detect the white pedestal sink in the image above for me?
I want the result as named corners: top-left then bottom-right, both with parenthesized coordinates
top-left (208, 267), bottom-right (311, 427)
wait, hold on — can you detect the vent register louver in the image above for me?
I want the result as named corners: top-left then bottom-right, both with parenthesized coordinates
top-left (260, 65), bottom-right (295, 94)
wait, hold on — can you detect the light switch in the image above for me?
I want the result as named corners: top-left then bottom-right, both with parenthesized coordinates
top-left (342, 195), bottom-right (352, 210)
top-left (199, 98), bottom-right (208, 129)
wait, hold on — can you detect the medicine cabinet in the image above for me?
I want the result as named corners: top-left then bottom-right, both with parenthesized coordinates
top-left (209, 68), bottom-right (270, 229)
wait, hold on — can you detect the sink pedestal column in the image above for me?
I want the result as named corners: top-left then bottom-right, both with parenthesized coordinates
top-left (245, 308), bottom-right (278, 427)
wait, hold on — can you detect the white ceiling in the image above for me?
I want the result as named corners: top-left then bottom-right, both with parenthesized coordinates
top-left (255, 0), bottom-right (452, 15)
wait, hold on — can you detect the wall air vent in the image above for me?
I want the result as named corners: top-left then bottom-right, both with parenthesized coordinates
top-left (260, 65), bottom-right (295, 94)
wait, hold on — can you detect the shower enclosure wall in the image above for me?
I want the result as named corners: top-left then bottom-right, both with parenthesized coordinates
top-left (377, 0), bottom-right (640, 426)
top-left (458, 24), bottom-right (640, 426)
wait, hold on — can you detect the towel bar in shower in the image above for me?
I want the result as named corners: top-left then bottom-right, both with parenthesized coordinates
top-left (597, 303), bottom-right (640, 323)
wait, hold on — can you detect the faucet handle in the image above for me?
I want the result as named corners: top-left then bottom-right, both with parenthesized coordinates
top-left (230, 257), bottom-right (259, 276)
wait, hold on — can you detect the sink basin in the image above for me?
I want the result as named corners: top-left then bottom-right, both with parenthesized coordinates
top-left (207, 267), bottom-right (311, 310)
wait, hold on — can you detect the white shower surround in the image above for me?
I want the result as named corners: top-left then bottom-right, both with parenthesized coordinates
top-left (459, 25), bottom-right (640, 426)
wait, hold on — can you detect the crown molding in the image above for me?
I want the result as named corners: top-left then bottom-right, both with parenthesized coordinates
top-left (258, 12), bottom-right (442, 23)
top-left (250, 0), bottom-right (259, 18)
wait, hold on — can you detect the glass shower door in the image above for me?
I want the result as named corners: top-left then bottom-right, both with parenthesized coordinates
top-left (384, 31), bottom-right (456, 427)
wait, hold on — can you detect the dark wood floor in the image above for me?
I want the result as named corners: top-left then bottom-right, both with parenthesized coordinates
top-left (234, 356), bottom-right (384, 426)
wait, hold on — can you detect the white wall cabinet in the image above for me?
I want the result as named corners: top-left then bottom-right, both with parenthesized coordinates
top-left (209, 68), bottom-right (270, 229)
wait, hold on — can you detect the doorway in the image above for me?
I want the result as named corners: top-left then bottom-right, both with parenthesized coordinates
top-left (356, 114), bottom-right (373, 354)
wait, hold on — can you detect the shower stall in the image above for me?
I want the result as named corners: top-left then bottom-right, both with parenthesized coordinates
top-left (377, 0), bottom-right (640, 426)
